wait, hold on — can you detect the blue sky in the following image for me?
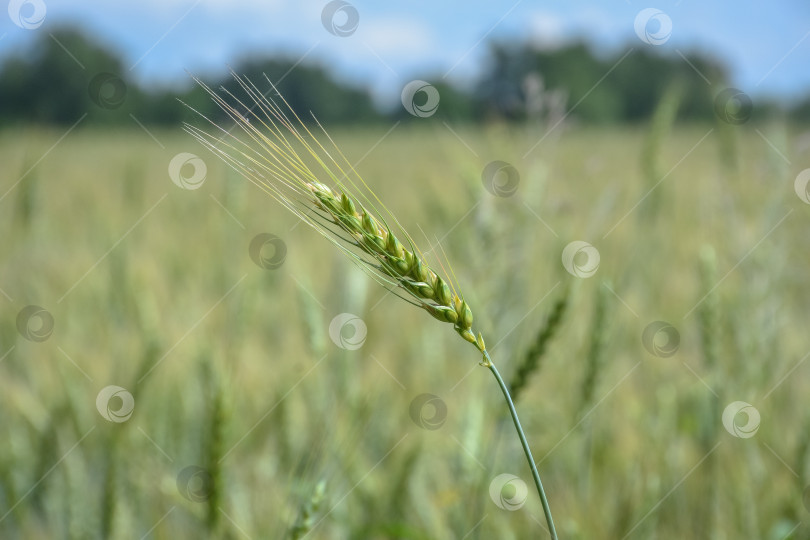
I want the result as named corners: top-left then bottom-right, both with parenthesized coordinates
top-left (1, 0), bottom-right (809, 106)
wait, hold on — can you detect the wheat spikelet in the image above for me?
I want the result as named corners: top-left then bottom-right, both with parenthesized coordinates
top-left (288, 480), bottom-right (326, 540)
top-left (574, 279), bottom-right (607, 498)
top-left (183, 73), bottom-right (486, 356)
top-left (576, 281), bottom-right (609, 420)
top-left (509, 286), bottom-right (569, 402)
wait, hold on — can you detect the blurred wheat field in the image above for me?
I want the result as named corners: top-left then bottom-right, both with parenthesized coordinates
top-left (1, 121), bottom-right (809, 539)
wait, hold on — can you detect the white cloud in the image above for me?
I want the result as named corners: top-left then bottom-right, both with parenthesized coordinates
top-left (528, 11), bottom-right (568, 49)
top-left (526, 8), bottom-right (628, 50)
top-left (360, 18), bottom-right (435, 60)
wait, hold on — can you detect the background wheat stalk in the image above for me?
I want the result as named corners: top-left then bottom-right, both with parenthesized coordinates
top-left (184, 73), bottom-right (558, 538)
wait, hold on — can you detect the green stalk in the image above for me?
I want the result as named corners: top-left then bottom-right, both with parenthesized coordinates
top-left (483, 350), bottom-right (557, 539)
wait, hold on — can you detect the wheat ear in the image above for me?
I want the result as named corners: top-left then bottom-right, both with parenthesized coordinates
top-left (510, 287), bottom-right (570, 402)
top-left (183, 73), bottom-right (557, 538)
top-left (288, 480), bottom-right (326, 539)
top-left (182, 73), bottom-right (484, 352)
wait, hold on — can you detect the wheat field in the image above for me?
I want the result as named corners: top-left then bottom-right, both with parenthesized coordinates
top-left (1, 120), bottom-right (808, 539)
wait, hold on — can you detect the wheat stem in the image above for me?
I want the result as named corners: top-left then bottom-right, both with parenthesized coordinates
top-left (483, 350), bottom-right (557, 539)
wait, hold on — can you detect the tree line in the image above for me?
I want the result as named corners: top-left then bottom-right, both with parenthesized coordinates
top-left (0, 27), bottom-right (806, 127)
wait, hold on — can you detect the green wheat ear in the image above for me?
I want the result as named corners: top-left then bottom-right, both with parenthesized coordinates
top-left (577, 281), bottom-right (609, 420)
top-left (307, 181), bottom-right (483, 349)
top-left (640, 80), bottom-right (683, 221)
top-left (288, 480), bottom-right (326, 539)
top-left (183, 73), bottom-right (486, 357)
top-left (509, 286), bottom-right (570, 402)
